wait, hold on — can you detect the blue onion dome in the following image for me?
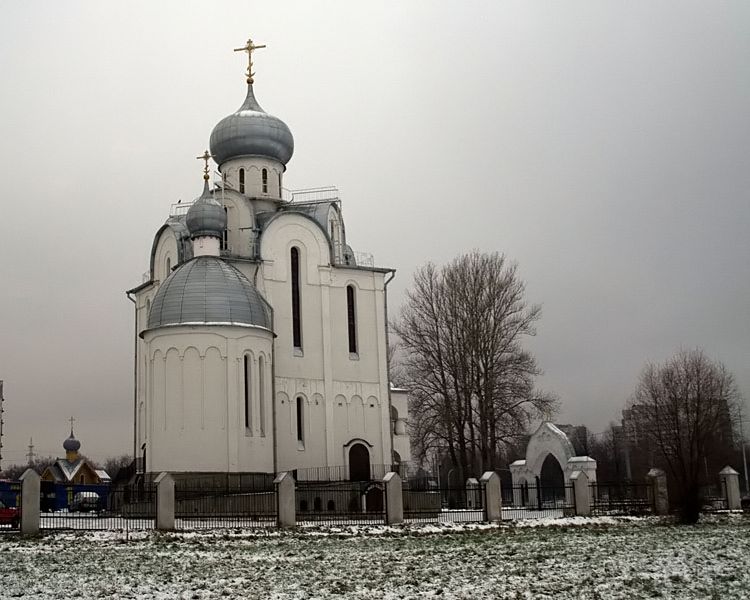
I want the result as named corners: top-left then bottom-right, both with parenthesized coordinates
top-left (63, 431), bottom-right (81, 453)
top-left (209, 84), bottom-right (294, 167)
top-left (147, 256), bottom-right (272, 331)
top-left (185, 181), bottom-right (227, 239)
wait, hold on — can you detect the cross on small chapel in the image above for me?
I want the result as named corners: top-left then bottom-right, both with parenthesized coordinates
top-left (234, 38), bottom-right (266, 84)
top-left (68, 416), bottom-right (75, 431)
top-left (196, 150), bottom-right (212, 181)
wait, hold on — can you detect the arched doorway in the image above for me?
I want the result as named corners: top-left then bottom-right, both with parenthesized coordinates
top-left (539, 453), bottom-right (565, 506)
top-left (364, 483), bottom-right (384, 513)
top-left (349, 443), bottom-right (371, 481)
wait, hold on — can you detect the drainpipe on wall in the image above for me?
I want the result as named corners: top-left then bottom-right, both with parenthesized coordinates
top-left (125, 291), bottom-right (138, 471)
top-left (383, 269), bottom-right (396, 470)
top-left (271, 322), bottom-right (278, 475)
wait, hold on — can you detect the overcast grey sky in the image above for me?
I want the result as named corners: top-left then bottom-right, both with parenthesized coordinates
top-left (1, 1), bottom-right (748, 466)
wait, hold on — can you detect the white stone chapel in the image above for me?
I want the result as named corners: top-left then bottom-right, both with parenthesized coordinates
top-left (126, 39), bottom-right (410, 479)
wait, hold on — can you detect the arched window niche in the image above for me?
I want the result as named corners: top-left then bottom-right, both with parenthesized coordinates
top-left (290, 247), bottom-right (302, 352)
top-left (239, 168), bottom-right (245, 194)
top-left (296, 395), bottom-right (305, 449)
top-left (243, 354), bottom-right (252, 433)
top-left (262, 168), bottom-right (268, 194)
top-left (258, 355), bottom-right (266, 437)
top-left (346, 284), bottom-right (358, 356)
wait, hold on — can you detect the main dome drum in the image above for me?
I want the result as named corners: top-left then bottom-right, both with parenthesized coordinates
top-left (209, 84), bottom-right (294, 167)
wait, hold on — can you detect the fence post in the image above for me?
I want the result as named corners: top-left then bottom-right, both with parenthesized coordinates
top-left (154, 472), bottom-right (175, 531)
top-left (19, 468), bottom-right (40, 535)
top-left (647, 468), bottom-right (669, 515)
top-left (570, 470), bottom-right (590, 516)
top-left (383, 472), bottom-right (403, 525)
top-left (719, 466), bottom-right (741, 510)
top-left (480, 471), bottom-right (502, 522)
top-left (275, 471), bottom-right (296, 528)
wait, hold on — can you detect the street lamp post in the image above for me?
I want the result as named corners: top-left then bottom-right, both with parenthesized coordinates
top-left (740, 407), bottom-right (749, 496)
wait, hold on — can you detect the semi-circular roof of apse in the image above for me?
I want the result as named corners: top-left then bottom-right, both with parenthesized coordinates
top-left (146, 256), bottom-right (272, 332)
top-left (209, 84), bottom-right (294, 166)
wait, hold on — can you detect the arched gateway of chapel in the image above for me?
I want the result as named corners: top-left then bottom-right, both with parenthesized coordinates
top-left (510, 423), bottom-right (597, 505)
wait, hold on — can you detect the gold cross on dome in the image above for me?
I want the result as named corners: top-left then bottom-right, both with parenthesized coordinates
top-left (234, 38), bottom-right (266, 84)
top-left (196, 150), bottom-right (212, 181)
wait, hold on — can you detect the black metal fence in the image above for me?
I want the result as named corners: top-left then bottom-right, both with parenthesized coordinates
top-left (501, 484), bottom-right (576, 520)
top-left (403, 481), bottom-right (485, 523)
top-left (174, 488), bottom-right (275, 529)
top-left (41, 484), bottom-right (156, 531)
top-left (590, 481), bottom-right (654, 516)
top-left (295, 480), bottom-right (386, 525)
top-left (293, 464), bottom-right (408, 483)
top-left (700, 480), bottom-right (729, 512)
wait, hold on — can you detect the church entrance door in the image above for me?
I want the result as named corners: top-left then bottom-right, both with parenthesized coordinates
top-left (349, 443), bottom-right (371, 481)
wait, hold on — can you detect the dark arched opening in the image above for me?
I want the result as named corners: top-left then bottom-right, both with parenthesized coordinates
top-left (539, 453), bottom-right (565, 506)
top-left (349, 443), bottom-right (370, 482)
top-left (365, 484), bottom-right (383, 513)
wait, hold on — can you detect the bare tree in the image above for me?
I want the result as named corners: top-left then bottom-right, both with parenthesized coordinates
top-left (631, 349), bottom-right (740, 523)
top-left (1, 456), bottom-right (56, 480)
top-left (393, 251), bottom-right (556, 480)
top-left (103, 454), bottom-right (134, 481)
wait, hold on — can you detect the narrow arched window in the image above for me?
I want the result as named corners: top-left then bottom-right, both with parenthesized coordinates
top-left (165, 257), bottom-right (171, 276)
top-left (221, 207), bottom-right (228, 251)
top-left (258, 355), bottom-right (265, 437)
top-left (244, 355), bottom-right (252, 430)
top-left (278, 173), bottom-right (282, 194)
top-left (262, 168), bottom-right (268, 194)
top-left (291, 247), bottom-right (302, 349)
top-left (296, 396), bottom-right (304, 443)
top-left (346, 285), bottom-right (357, 354)
top-left (239, 168), bottom-right (245, 194)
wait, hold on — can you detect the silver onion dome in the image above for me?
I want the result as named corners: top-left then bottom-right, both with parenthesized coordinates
top-left (147, 256), bottom-right (272, 331)
top-left (63, 431), bottom-right (81, 453)
top-left (209, 84), bottom-right (294, 166)
top-left (185, 181), bottom-right (227, 239)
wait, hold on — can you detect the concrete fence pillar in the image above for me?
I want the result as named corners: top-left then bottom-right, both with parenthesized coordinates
top-left (20, 469), bottom-right (40, 536)
top-left (647, 468), bottom-right (669, 515)
top-left (480, 471), bottom-right (502, 522)
top-left (383, 472), bottom-right (403, 525)
top-left (154, 472), bottom-right (175, 531)
top-left (719, 466), bottom-right (741, 510)
top-left (570, 470), bottom-right (591, 516)
top-left (275, 471), bottom-right (296, 528)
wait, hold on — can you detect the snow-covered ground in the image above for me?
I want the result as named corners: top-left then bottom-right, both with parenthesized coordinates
top-left (1, 514), bottom-right (748, 599)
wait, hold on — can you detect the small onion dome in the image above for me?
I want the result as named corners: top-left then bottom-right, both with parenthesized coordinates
top-left (185, 181), bottom-right (227, 239)
top-left (209, 84), bottom-right (294, 167)
top-left (146, 256), bottom-right (272, 331)
top-left (63, 431), bottom-right (81, 453)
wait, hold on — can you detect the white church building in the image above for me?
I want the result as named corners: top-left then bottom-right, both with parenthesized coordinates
top-left (126, 39), bottom-right (410, 480)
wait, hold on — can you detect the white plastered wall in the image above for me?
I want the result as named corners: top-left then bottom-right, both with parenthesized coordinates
top-left (142, 325), bottom-right (274, 473)
top-left (390, 389), bottom-right (411, 464)
top-left (218, 190), bottom-right (254, 258)
top-left (221, 156), bottom-right (284, 201)
top-left (153, 229), bottom-right (178, 283)
top-left (256, 212), bottom-right (392, 473)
